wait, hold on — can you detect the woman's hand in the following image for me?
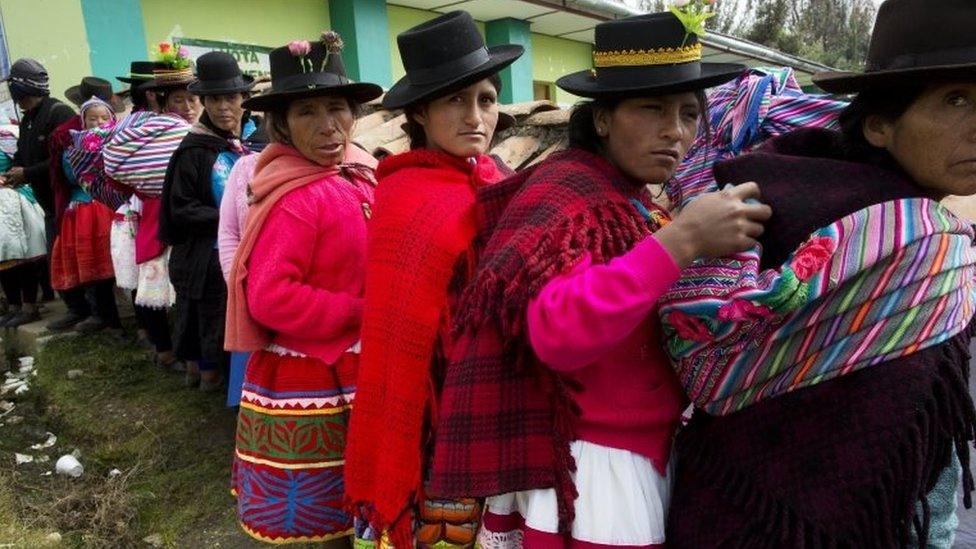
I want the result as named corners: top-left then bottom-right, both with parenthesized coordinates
top-left (3, 167), bottom-right (24, 186)
top-left (655, 182), bottom-right (772, 268)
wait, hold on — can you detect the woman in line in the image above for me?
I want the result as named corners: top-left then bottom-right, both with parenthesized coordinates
top-left (0, 125), bottom-right (47, 327)
top-left (427, 12), bottom-right (768, 548)
top-left (161, 51), bottom-right (257, 392)
top-left (664, 1), bottom-right (976, 547)
top-left (217, 124), bottom-right (267, 407)
top-left (224, 33), bottom-right (382, 544)
top-left (103, 50), bottom-right (196, 372)
top-left (46, 78), bottom-right (120, 334)
top-left (345, 11), bottom-right (521, 546)
top-left (49, 93), bottom-right (123, 336)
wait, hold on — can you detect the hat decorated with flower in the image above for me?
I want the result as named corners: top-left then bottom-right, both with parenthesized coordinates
top-left (557, 2), bottom-right (744, 98)
top-left (140, 42), bottom-right (196, 91)
top-left (242, 30), bottom-right (382, 111)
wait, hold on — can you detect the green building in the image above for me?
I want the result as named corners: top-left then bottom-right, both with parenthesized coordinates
top-left (0, 0), bottom-right (834, 110)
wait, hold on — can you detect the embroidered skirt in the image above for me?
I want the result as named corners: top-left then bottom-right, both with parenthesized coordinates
top-left (50, 201), bottom-right (115, 290)
top-left (479, 440), bottom-right (671, 549)
top-left (233, 349), bottom-right (358, 544)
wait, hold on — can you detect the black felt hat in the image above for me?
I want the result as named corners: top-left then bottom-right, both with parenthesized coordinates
top-left (383, 11), bottom-right (524, 109)
top-left (117, 61), bottom-right (167, 85)
top-left (65, 76), bottom-right (114, 107)
top-left (242, 32), bottom-right (383, 111)
top-left (557, 12), bottom-right (744, 98)
top-left (187, 51), bottom-right (255, 96)
top-left (814, 0), bottom-right (976, 94)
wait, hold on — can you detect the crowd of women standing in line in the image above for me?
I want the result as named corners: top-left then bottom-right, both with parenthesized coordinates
top-left (1, 0), bottom-right (974, 546)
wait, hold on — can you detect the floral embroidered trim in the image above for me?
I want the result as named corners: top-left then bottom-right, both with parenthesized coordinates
top-left (593, 43), bottom-right (702, 67)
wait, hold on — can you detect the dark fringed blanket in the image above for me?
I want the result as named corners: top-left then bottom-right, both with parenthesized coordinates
top-left (666, 129), bottom-right (976, 548)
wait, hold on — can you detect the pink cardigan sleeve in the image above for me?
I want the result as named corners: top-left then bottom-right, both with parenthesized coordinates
top-left (244, 191), bottom-right (363, 342)
top-left (527, 235), bottom-right (680, 372)
top-left (218, 156), bottom-right (254, 282)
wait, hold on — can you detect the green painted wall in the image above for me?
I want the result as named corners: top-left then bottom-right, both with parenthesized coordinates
top-left (140, 0), bottom-right (331, 52)
top-left (486, 18), bottom-right (533, 104)
top-left (387, 5), bottom-right (485, 84)
top-left (330, 0), bottom-right (392, 87)
top-left (531, 33), bottom-right (591, 106)
top-left (0, 0), bottom-right (92, 104)
top-left (81, 0), bottom-right (148, 92)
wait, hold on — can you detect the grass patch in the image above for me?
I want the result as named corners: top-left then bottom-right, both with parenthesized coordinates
top-left (0, 331), bottom-right (264, 548)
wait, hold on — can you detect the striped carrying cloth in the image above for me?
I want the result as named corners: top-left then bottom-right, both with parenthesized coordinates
top-left (659, 197), bottom-right (976, 415)
top-left (669, 67), bottom-right (847, 208)
top-left (64, 122), bottom-right (130, 210)
top-left (103, 111), bottom-right (190, 197)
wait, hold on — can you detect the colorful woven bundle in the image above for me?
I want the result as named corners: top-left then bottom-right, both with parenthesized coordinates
top-left (669, 67), bottom-right (847, 208)
top-left (103, 111), bottom-right (190, 197)
top-left (659, 198), bottom-right (976, 415)
top-left (64, 122), bottom-right (129, 210)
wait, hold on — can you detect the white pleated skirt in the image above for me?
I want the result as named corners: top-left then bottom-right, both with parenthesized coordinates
top-left (479, 440), bottom-right (672, 548)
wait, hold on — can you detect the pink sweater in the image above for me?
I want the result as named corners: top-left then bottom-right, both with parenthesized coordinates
top-left (244, 173), bottom-right (373, 363)
top-left (527, 235), bottom-right (688, 474)
top-left (218, 153), bottom-right (259, 282)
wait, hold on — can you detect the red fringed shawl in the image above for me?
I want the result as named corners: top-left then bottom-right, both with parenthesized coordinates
top-left (427, 148), bottom-right (669, 532)
top-left (344, 150), bottom-right (507, 545)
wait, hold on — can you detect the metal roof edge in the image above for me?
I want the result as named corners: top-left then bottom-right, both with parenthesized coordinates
top-left (525, 0), bottom-right (838, 74)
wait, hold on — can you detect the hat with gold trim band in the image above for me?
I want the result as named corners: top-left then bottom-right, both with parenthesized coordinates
top-left (557, 12), bottom-right (744, 98)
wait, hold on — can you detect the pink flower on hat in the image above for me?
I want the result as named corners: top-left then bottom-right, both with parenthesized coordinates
top-left (791, 236), bottom-right (837, 281)
top-left (288, 40), bottom-right (312, 57)
top-left (178, 46), bottom-right (189, 58)
top-left (667, 310), bottom-right (712, 343)
top-left (717, 299), bottom-right (773, 323)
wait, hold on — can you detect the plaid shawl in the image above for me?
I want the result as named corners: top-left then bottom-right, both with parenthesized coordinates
top-left (427, 148), bottom-right (670, 532)
top-left (345, 150), bottom-right (507, 546)
top-left (103, 112), bottom-right (190, 198)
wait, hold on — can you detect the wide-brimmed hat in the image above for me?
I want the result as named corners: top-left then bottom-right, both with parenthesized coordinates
top-left (242, 32), bottom-right (383, 111)
top-left (814, 0), bottom-right (976, 94)
top-left (117, 61), bottom-right (167, 85)
top-left (383, 11), bottom-right (523, 110)
top-left (557, 12), bottom-right (744, 98)
top-left (65, 76), bottom-right (113, 107)
top-left (187, 51), bottom-right (255, 96)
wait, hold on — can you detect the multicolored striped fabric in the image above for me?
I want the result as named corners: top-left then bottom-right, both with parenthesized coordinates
top-left (669, 67), bottom-right (848, 208)
top-left (659, 198), bottom-right (976, 415)
top-left (103, 112), bottom-right (190, 197)
top-left (64, 122), bottom-right (129, 210)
